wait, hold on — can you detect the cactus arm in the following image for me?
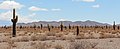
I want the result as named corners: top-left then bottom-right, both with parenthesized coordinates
top-left (15, 15), bottom-right (18, 23)
top-left (16, 15), bottom-right (18, 20)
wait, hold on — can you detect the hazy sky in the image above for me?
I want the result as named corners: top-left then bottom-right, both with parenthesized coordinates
top-left (0, 0), bottom-right (120, 26)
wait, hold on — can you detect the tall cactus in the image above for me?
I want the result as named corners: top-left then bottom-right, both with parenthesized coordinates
top-left (69, 24), bottom-right (71, 29)
top-left (106, 25), bottom-right (108, 29)
top-left (117, 26), bottom-right (119, 30)
top-left (20, 25), bottom-right (22, 29)
top-left (4, 25), bottom-right (7, 29)
top-left (40, 24), bottom-right (43, 29)
top-left (76, 26), bottom-right (79, 36)
top-left (47, 24), bottom-right (50, 31)
top-left (60, 22), bottom-right (63, 31)
top-left (11, 9), bottom-right (18, 37)
top-left (113, 21), bottom-right (116, 30)
top-left (51, 25), bottom-right (54, 28)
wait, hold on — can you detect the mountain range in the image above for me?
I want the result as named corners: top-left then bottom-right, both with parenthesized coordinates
top-left (17, 20), bottom-right (112, 26)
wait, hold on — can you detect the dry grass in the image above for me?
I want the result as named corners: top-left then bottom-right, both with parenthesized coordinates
top-left (0, 26), bottom-right (120, 49)
top-left (70, 40), bottom-right (98, 49)
top-left (54, 44), bottom-right (64, 49)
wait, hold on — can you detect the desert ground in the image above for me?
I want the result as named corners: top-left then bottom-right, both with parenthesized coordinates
top-left (0, 26), bottom-right (120, 49)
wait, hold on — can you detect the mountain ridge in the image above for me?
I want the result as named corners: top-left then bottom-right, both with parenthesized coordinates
top-left (17, 20), bottom-right (112, 26)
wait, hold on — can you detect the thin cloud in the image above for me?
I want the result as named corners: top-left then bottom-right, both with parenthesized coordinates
top-left (82, 0), bottom-right (95, 2)
top-left (58, 18), bottom-right (67, 21)
top-left (51, 8), bottom-right (61, 11)
top-left (92, 4), bottom-right (100, 8)
top-left (29, 6), bottom-right (48, 11)
top-left (72, 0), bottom-right (96, 2)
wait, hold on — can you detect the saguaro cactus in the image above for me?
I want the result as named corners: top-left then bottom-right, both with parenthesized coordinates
top-left (40, 24), bottom-right (43, 29)
top-left (76, 26), bottom-right (79, 36)
top-left (60, 22), bottom-right (63, 31)
top-left (47, 24), bottom-right (50, 31)
top-left (51, 25), bottom-right (54, 28)
top-left (117, 26), bottom-right (119, 30)
top-left (64, 26), bottom-right (67, 30)
top-left (4, 25), bottom-right (7, 29)
top-left (106, 25), bottom-right (108, 29)
top-left (11, 9), bottom-right (18, 37)
top-left (69, 24), bottom-right (71, 29)
top-left (20, 25), bottom-right (22, 29)
top-left (113, 21), bottom-right (116, 30)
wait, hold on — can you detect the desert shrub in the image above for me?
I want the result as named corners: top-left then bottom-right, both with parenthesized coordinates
top-left (31, 42), bottom-right (47, 49)
top-left (100, 33), bottom-right (116, 38)
top-left (60, 35), bottom-right (67, 40)
top-left (60, 35), bottom-right (76, 41)
top-left (18, 31), bottom-right (26, 36)
top-left (64, 32), bottom-right (69, 35)
top-left (67, 35), bottom-right (76, 42)
top-left (4, 33), bottom-right (11, 36)
top-left (46, 32), bottom-right (56, 36)
top-left (37, 34), bottom-right (47, 41)
top-left (46, 36), bottom-right (56, 40)
top-left (20, 36), bottom-right (30, 42)
top-left (11, 37), bottom-right (20, 42)
top-left (75, 36), bottom-right (82, 39)
top-left (30, 35), bottom-right (38, 41)
top-left (10, 36), bottom-right (30, 42)
top-left (0, 44), bottom-right (10, 49)
top-left (0, 36), bottom-right (11, 43)
top-left (55, 33), bottom-right (64, 37)
top-left (8, 37), bottom-right (15, 48)
top-left (76, 33), bottom-right (84, 39)
top-left (70, 41), bottom-right (98, 49)
top-left (30, 34), bottom-right (47, 41)
top-left (8, 39), bottom-right (14, 45)
top-left (30, 41), bottom-right (37, 46)
top-left (54, 44), bottom-right (64, 49)
top-left (109, 40), bottom-right (113, 42)
top-left (117, 33), bottom-right (120, 38)
top-left (91, 33), bottom-right (100, 39)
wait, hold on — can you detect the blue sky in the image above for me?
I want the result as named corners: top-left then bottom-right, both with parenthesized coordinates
top-left (0, 0), bottom-right (120, 26)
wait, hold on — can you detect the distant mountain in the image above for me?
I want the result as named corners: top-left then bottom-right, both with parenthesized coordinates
top-left (17, 20), bottom-right (111, 26)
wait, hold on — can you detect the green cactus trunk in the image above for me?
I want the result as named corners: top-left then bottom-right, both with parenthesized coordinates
top-left (60, 22), bottom-right (63, 31)
top-left (11, 9), bottom-right (18, 37)
top-left (106, 25), bottom-right (108, 29)
top-left (13, 22), bottom-right (16, 37)
top-left (117, 26), bottom-right (119, 30)
top-left (69, 24), bottom-right (71, 29)
top-left (113, 21), bottom-right (116, 30)
top-left (47, 24), bottom-right (50, 31)
top-left (20, 25), bottom-right (22, 29)
top-left (41, 24), bottom-right (43, 29)
top-left (76, 26), bottom-right (79, 36)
